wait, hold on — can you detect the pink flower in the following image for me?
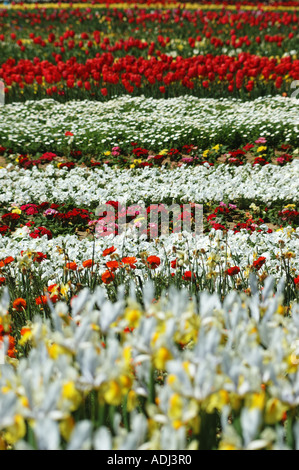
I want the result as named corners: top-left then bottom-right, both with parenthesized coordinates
top-left (181, 157), bottom-right (194, 163)
top-left (43, 208), bottom-right (58, 216)
top-left (255, 137), bottom-right (267, 144)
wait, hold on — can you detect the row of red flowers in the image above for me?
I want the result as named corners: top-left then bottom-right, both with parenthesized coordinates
top-left (1, 196), bottom-right (298, 241)
top-left (2, 8), bottom-right (298, 38)
top-left (1, 52), bottom-right (298, 99)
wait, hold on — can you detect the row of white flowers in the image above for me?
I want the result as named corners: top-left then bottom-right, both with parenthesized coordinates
top-left (0, 95), bottom-right (298, 152)
top-left (1, 160), bottom-right (299, 206)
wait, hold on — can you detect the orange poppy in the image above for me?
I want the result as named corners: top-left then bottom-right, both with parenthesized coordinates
top-left (147, 255), bottom-right (161, 269)
top-left (7, 336), bottom-right (16, 358)
top-left (83, 259), bottom-right (93, 268)
top-left (102, 246), bottom-right (116, 257)
top-left (66, 262), bottom-right (77, 270)
top-left (0, 256), bottom-right (14, 268)
top-left (101, 270), bottom-right (115, 284)
top-left (36, 295), bottom-right (48, 305)
top-left (106, 260), bottom-right (119, 271)
top-left (121, 257), bottom-right (137, 269)
top-left (12, 298), bottom-right (27, 311)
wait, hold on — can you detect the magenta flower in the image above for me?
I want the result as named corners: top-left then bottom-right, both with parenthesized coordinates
top-left (255, 137), bottom-right (267, 144)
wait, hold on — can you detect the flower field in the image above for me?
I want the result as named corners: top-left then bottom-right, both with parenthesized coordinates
top-left (0, 0), bottom-right (299, 451)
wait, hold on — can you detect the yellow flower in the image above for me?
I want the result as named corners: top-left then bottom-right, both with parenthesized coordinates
top-left (126, 390), bottom-right (137, 412)
top-left (103, 380), bottom-right (122, 406)
top-left (219, 441), bottom-right (239, 450)
top-left (277, 305), bottom-right (285, 316)
top-left (167, 374), bottom-right (177, 386)
top-left (124, 308), bottom-right (142, 328)
top-left (168, 393), bottom-right (183, 421)
top-left (19, 329), bottom-right (33, 347)
top-left (60, 416), bottom-right (75, 442)
top-left (104, 151), bottom-right (111, 156)
top-left (204, 390), bottom-right (230, 413)
top-left (153, 346), bottom-right (172, 370)
top-left (264, 398), bottom-right (288, 425)
top-left (11, 208), bottom-right (21, 214)
top-left (62, 381), bottom-right (82, 411)
top-left (60, 282), bottom-right (70, 298)
top-left (48, 343), bottom-right (70, 360)
top-left (122, 345), bottom-right (132, 365)
top-left (4, 414), bottom-right (26, 445)
top-left (257, 146), bottom-right (267, 153)
top-left (212, 144), bottom-right (220, 152)
top-left (20, 396), bottom-right (29, 408)
top-left (230, 392), bottom-right (243, 411)
top-left (245, 391), bottom-right (265, 410)
top-left (286, 352), bottom-right (299, 373)
top-left (119, 374), bottom-right (133, 394)
top-left (173, 420), bottom-right (183, 430)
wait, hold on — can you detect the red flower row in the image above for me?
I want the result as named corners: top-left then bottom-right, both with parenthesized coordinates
top-left (1, 52), bottom-right (298, 96)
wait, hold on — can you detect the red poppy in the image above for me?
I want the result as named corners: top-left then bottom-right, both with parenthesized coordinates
top-left (147, 255), bottom-right (161, 269)
top-left (83, 259), bottom-right (93, 268)
top-left (123, 327), bottom-right (135, 333)
top-left (253, 257), bottom-right (266, 270)
top-left (12, 298), bottom-right (27, 311)
top-left (2, 256), bottom-right (14, 266)
top-left (122, 257), bottom-right (137, 269)
top-left (182, 271), bottom-right (196, 281)
top-left (66, 262), bottom-right (77, 270)
top-left (227, 266), bottom-right (241, 276)
top-left (171, 259), bottom-right (177, 269)
top-left (36, 295), bottom-right (48, 305)
top-left (33, 252), bottom-right (47, 263)
top-left (106, 260), bottom-right (119, 271)
top-left (7, 336), bottom-right (16, 358)
top-left (101, 270), bottom-right (115, 284)
top-left (102, 246), bottom-right (116, 257)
